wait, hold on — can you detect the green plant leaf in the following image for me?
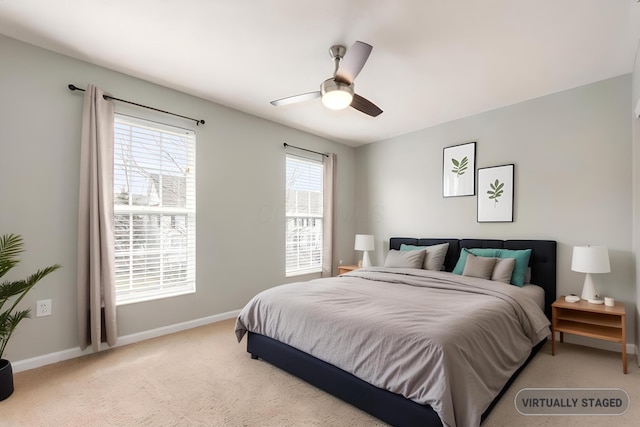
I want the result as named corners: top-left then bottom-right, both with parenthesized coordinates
top-left (0, 234), bottom-right (23, 279)
top-left (0, 234), bottom-right (60, 359)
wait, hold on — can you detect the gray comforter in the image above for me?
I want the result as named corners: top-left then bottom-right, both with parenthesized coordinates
top-left (235, 268), bottom-right (551, 427)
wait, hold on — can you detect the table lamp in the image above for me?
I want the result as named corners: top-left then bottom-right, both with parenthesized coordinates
top-left (571, 245), bottom-right (610, 303)
top-left (354, 234), bottom-right (374, 268)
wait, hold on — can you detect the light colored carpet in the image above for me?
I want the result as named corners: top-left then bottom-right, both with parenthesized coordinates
top-left (1, 318), bottom-right (637, 426)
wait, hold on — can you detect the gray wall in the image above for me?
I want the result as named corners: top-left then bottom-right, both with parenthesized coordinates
top-left (0, 35), bottom-right (357, 361)
top-left (355, 75), bottom-right (636, 348)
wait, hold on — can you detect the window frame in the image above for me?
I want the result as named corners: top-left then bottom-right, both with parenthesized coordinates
top-left (113, 114), bottom-right (196, 305)
top-left (285, 153), bottom-right (324, 277)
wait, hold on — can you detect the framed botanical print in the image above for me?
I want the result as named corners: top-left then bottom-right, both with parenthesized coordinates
top-left (477, 164), bottom-right (514, 222)
top-left (443, 142), bottom-right (476, 197)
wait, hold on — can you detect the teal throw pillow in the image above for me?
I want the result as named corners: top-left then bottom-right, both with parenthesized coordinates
top-left (400, 244), bottom-right (423, 251)
top-left (495, 248), bottom-right (532, 286)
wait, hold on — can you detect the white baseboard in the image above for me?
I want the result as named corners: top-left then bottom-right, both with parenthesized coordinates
top-left (12, 309), bottom-right (241, 373)
top-left (13, 316), bottom-right (637, 373)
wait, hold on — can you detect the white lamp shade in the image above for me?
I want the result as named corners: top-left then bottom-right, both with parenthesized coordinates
top-left (571, 246), bottom-right (610, 274)
top-left (354, 234), bottom-right (375, 251)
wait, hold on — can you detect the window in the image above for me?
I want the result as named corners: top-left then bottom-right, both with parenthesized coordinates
top-left (285, 154), bottom-right (323, 276)
top-left (113, 115), bottom-right (196, 304)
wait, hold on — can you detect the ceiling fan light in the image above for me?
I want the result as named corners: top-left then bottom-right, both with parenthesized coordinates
top-left (321, 79), bottom-right (354, 110)
top-left (322, 91), bottom-right (353, 110)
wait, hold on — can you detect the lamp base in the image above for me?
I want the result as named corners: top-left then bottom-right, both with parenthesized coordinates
top-left (362, 251), bottom-right (372, 268)
top-left (587, 297), bottom-right (604, 305)
top-left (580, 273), bottom-right (599, 301)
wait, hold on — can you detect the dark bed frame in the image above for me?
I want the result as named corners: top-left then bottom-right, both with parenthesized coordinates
top-left (246, 238), bottom-right (557, 426)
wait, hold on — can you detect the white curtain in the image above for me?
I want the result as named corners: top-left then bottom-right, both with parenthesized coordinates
top-left (76, 84), bottom-right (117, 351)
top-left (321, 153), bottom-right (336, 277)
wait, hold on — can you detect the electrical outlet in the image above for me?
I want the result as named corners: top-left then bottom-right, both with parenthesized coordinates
top-left (36, 299), bottom-right (52, 317)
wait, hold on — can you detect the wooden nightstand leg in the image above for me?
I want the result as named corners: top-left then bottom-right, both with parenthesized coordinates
top-left (551, 306), bottom-right (557, 356)
top-left (559, 332), bottom-right (563, 343)
top-left (622, 313), bottom-right (627, 374)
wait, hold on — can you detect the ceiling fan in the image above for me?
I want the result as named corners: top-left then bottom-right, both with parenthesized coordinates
top-left (270, 41), bottom-right (383, 117)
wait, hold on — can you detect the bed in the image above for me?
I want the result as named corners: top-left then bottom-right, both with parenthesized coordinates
top-left (235, 238), bottom-right (556, 427)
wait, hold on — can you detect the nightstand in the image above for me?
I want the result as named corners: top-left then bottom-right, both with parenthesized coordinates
top-left (551, 296), bottom-right (627, 374)
top-left (338, 265), bottom-right (359, 275)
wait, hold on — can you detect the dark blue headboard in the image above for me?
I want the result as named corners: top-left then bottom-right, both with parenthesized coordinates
top-left (389, 238), bottom-right (557, 320)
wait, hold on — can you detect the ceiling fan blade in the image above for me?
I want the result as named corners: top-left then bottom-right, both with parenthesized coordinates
top-left (335, 41), bottom-right (372, 84)
top-left (271, 91), bottom-right (321, 106)
top-left (350, 94), bottom-right (383, 117)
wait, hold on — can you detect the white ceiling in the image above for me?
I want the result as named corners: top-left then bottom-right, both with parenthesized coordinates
top-left (1, 1), bottom-right (640, 147)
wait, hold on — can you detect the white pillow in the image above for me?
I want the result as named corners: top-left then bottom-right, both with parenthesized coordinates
top-left (491, 258), bottom-right (516, 284)
top-left (462, 253), bottom-right (497, 280)
top-left (424, 243), bottom-right (449, 271)
top-left (399, 242), bottom-right (449, 271)
top-left (384, 249), bottom-right (426, 269)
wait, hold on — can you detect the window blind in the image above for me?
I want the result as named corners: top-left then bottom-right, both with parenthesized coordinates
top-left (285, 154), bottom-right (323, 276)
top-left (113, 114), bottom-right (196, 304)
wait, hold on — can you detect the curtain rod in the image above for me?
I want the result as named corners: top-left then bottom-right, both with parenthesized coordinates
top-left (68, 84), bottom-right (205, 126)
top-left (283, 143), bottom-right (328, 158)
